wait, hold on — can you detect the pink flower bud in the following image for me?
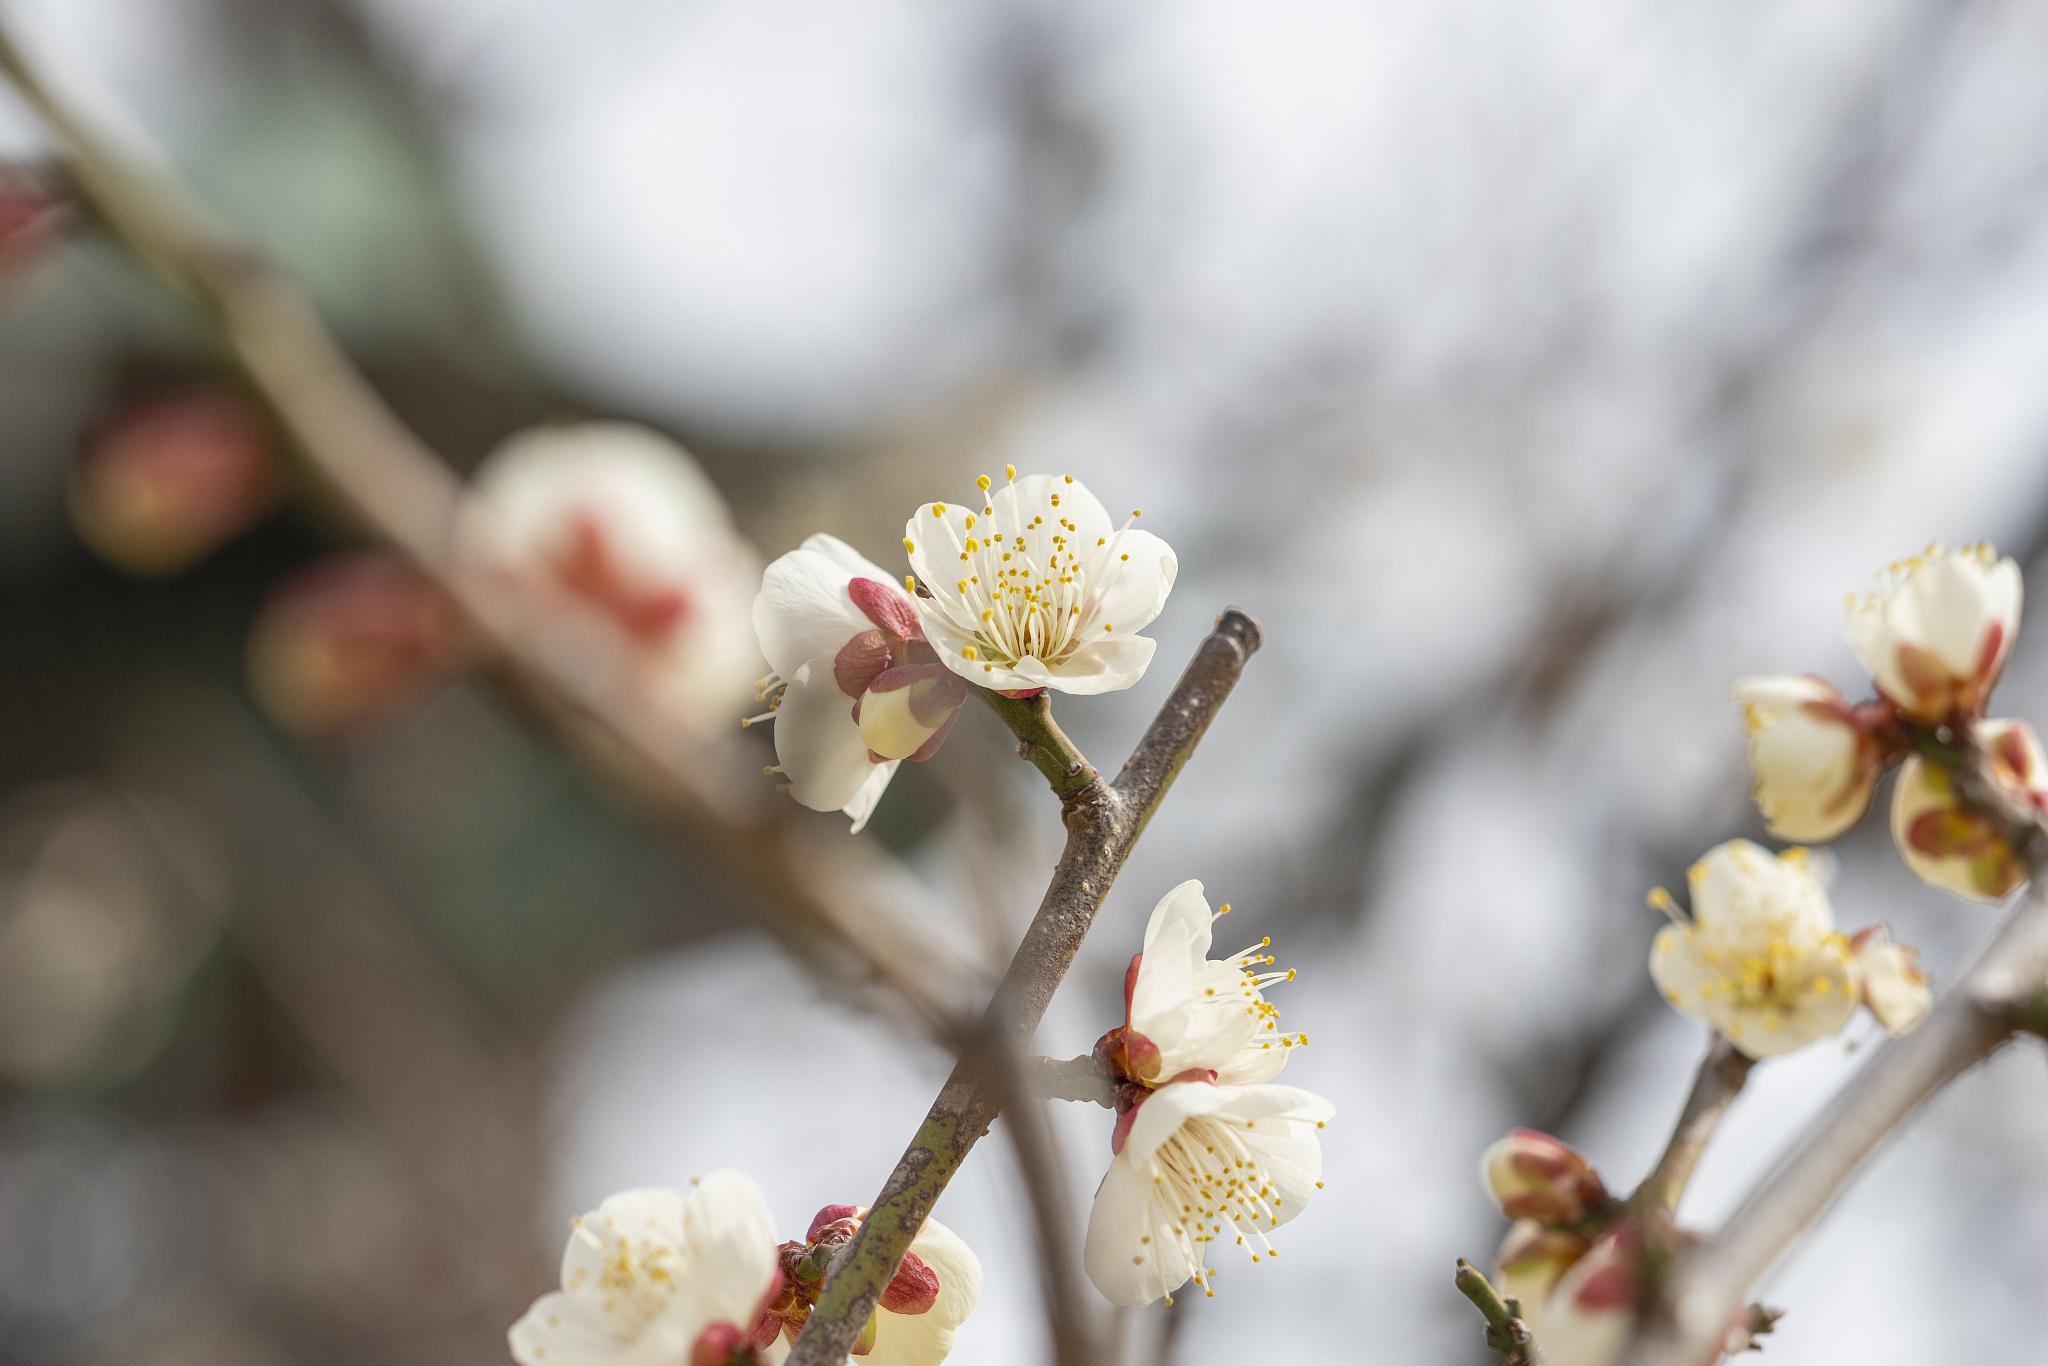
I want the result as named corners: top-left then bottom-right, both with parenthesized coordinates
top-left (1480, 1128), bottom-right (1609, 1226)
top-left (247, 553), bottom-right (459, 738)
top-left (855, 663), bottom-right (968, 762)
top-left (0, 172), bottom-right (66, 280)
top-left (69, 389), bottom-right (281, 576)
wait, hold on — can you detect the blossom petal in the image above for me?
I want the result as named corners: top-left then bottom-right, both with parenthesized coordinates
top-left (678, 1171), bottom-right (782, 1332)
top-left (511, 1291), bottom-right (629, 1366)
top-left (1082, 1150), bottom-right (1201, 1307)
top-left (841, 760), bottom-right (900, 835)
top-left (774, 660), bottom-right (890, 822)
top-left (754, 536), bottom-right (896, 679)
top-left (907, 1216), bottom-right (982, 1334)
top-left (1075, 529), bottom-right (1177, 639)
top-left (1120, 1080), bottom-right (1332, 1168)
top-left (1142, 879), bottom-right (1215, 963)
top-left (1019, 637), bottom-right (1158, 696)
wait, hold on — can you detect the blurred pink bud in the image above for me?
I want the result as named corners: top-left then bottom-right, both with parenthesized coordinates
top-left (0, 172), bottom-right (66, 279)
top-left (247, 553), bottom-right (459, 738)
top-left (1480, 1128), bottom-right (1609, 1226)
top-left (69, 389), bottom-right (280, 575)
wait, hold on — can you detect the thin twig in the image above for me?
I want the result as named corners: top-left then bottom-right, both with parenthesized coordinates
top-left (786, 611), bottom-right (1263, 1366)
top-left (1455, 1259), bottom-right (1545, 1366)
top-left (1029, 1053), bottom-right (1115, 1107)
top-left (0, 23), bottom-right (980, 1035)
top-left (1629, 1038), bottom-right (1754, 1216)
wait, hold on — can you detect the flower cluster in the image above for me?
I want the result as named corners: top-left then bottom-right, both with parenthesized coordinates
top-left (1477, 1135), bottom-right (1636, 1366)
top-left (1648, 840), bottom-right (1931, 1058)
top-left (749, 468), bottom-right (1177, 828)
top-left (509, 1173), bottom-right (980, 1366)
top-left (1737, 543), bottom-right (2044, 901)
top-left (1082, 881), bottom-right (1333, 1307)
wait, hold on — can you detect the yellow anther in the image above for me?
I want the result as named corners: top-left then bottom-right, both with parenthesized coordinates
top-left (1005, 463), bottom-right (1017, 480)
top-left (903, 538), bottom-right (916, 553)
top-left (932, 502), bottom-right (946, 516)
top-left (962, 645), bottom-right (979, 660)
top-left (976, 474), bottom-right (992, 491)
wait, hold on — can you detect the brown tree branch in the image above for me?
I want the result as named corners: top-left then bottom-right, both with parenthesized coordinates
top-left (0, 24), bottom-right (981, 1034)
top-left (786, 611), bottom-right (1263, 1366)
top-left (1629, 1038), bottom-right (1755, 1216)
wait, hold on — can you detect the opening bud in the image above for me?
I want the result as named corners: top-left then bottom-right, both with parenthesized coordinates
top-left (1480, 1128), bottom-right (1610, 1227)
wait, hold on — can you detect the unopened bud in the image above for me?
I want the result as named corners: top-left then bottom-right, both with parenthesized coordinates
top-left (857, 664), bottom-right (968, 762)
top-left (247, 553), bottom-right (458, 738)
top-left (1890, 718), bottom-right (2047, 902)
top-left (878, 1250), bottom-right (939, 1316)
top-left (69, 389), bottom-right (280, 576)
top-left (1480, 1128), bottom-right (1609, 1226)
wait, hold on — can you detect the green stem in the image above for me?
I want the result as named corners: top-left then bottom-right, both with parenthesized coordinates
top-left (976, 688), bottom-right (1098, 800)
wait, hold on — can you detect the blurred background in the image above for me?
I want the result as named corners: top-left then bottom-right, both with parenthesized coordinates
top-left (4, 0), bottom-right (2048, 1363)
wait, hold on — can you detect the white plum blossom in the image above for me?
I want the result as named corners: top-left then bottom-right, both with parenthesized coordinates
top-left (455, 422), bottom-right (762, 730)
top-left (1730, 675), bottom-right (1892, 842)
top-left (1845, 542), bottom-right (2021, 724)
top-left (904, 468), bottom-right (1176, 696)
top-left (1117, 879), bottom-right (1304, 1088)
top-left (1082, 881), bottom-right (1329, 1307)
top-left (1082, 1076), bottom-right (1332, 1307)
top-left (509, 1173), bottom-right (780, 1366)
top-left (750, 535), bottom-right (968, 831)
top-left (1890, 717), bottom-right (2048, 903)
top-left (1648, 841), bottom-right (1858, 1059)
top-left (1850, 929), bottom-right (1934, 1035)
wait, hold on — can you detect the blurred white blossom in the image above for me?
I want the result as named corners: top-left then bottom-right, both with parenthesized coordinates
top-left (1648, 841), bottom-right (1859, 1058)
top-left (456, 422), bottom-right (762, 732)
top-left (1845, 544), bottom-right (2021, 725)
